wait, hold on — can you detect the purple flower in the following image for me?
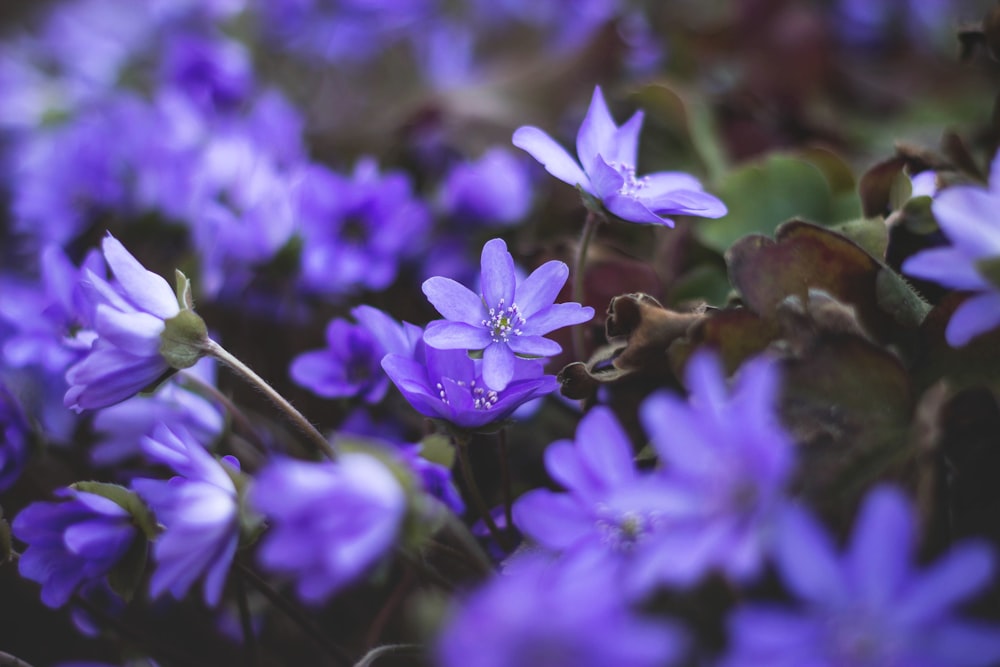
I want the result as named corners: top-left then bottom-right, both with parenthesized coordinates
top-left (439, 148), bottom-right (533, 226)
top-left (902, 151), bottom-right (1000, 346)
top-left (251, 453), bottom-right (406, 605)
top-left (12, 488), bottom-right (140, 608)
top-left (158, 32), bottom-right (254, 114)
top-left (628, 351), bottom-right (795, 589)
top-left (723, 486), bottom-right (1000, 667)
top-left (131, 423), bottom-right (239, 607)
top-left (90, 358), bottom-right (223, 467)
top-left (297, 159), bottom-right (431, 298)
top-left (513, 85), bottom-right (726, 226)
top-left (64, 234), bottom-right (202, 412)
top-left (382, 340), bottom-right (558, 431)
top-left (290, 305), bottom-right (422, 404)
top-left (513, 407), bottom-right (674, 576)
top-left (422, 238), bottom-right (593, 391)
top-left (436, 552), bottom-right (687, 667)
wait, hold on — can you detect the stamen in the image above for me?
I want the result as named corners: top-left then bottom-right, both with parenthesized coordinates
top-left (481, 298), bottom-right (526, 344)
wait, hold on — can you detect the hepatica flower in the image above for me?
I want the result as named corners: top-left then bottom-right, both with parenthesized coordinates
top-left (382, 338), bottom-right (559, 431)
top-left (64, 235), bottom-right (207, 412)
top-left (251, 453), bottom-right (406, 605)
top-left (13, 488), bottom-right (142, 608)
top-left (723, 486), bottom-right (1000, 667)
top-left (629, 351), bottom-right (795, 590)
top-left (513, 85), bottom-right (727, 226)
top-left (131, 423), bottom-right (240, 607)
top-left (903, 151), bottom-right (1000, 346)
top-left (422, 238), bottom-right (593, 391)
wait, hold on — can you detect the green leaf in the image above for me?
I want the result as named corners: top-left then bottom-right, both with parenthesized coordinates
top-left (107, 537), bottom-right (148, 603)
top-left (697, 155), bottom-right (834, 254)
top-left (419, 433), bottom-right (455, 469)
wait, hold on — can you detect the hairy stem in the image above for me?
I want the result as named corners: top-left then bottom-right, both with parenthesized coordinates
top-left (204, 339), bottom-right (336, 460)
top-left (572, 210), bottom-right (601, 360)
top-left (455, 437), bottom-right (512, 553)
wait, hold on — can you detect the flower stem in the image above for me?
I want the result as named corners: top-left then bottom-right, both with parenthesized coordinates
top-left (455, 437), bottom-right (512, 553)
top-left (572, 210), bottom-right (601, 361)
top-left (235, 570), bottom-right (259, 667)
top-left (497, 429), bottom-right (513, 530)
top-left (179, 370), bottom-right (268, 454)
top-left (203, 339), bottom-right (336, 460)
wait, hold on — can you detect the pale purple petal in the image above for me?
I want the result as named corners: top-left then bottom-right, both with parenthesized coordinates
top-left (424, 320), bottom-right (492, 350)
top-left (102, 235), bottom-right (179, 320)
top-left (640, 171), bottom-right (705, 195)
top-left (480, 238), bottom-right (515, 308)
top-left (933, 186), bottom-right (1000, 258)
top-left (577, 86), bottom-right (618, 174)
top-left (897, 542), bottom-right (995, 626)
top-left (903, 247), bottom-right (990, 292)
top-left (589, 156), bottom-right (627, 200)
top-left (946, 292), bottom-right (1000, 346)
top-left (642, 189), bottom-right (728, 218)
top-left (846, 487), bottom-right (913, 608)
top-left (422, 277), bottom-right (484, 325)
top-left (520, 302), bottom-right (594, 336)
top-left (575, 408), bottom-right (638, 488)
top-left (516, 260), bottom-right (570, 317)
top-left (610, 110), bottom-right (644, 167)
top-left (482, 342), bottom-right (515, 391)
top-left (513, 490), bottom-right (595, 550)
top-left (604, 193), bottom-right (671, 225)
top-left (773, 504), bottom-right (846, 606)
top-left (93, 304), bottom-right (165, 356)
top-left (512, 126), bottom-right (591, 191)
top-left (507, 335), bottom-right (562, 357)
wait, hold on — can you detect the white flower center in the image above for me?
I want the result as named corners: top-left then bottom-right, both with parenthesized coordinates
top-left (609, 161), bottom-right (649, 197)
top-left (482, 298), bottom-right (525, 343)
top-left (435, 379), bottom-right (500, 410)
top-left (595, 506), bottom-right (661, 552)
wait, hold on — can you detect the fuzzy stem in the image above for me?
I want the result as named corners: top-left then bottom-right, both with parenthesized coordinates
top-left (572, 210), bottom-right (601, 360)
top-left (204, 339), bottom-right (336, 460)
top-left (178, 370), bottom-right (268, 454)
top-left (235, 571), bottom-right (259, 667)
top-left (455, 437), bottom-right (511, 553)
top-left (497, 429), bottom-right (514, 530)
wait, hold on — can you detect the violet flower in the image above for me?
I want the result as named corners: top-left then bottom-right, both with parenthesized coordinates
top-left (12, 488), bottom-right (141, 608)
top-left (382, 339), bottom-right (558, 431)
top-left (422, 238), bottom-right (593, 391)
top-left (723, 486), bottom-right (1000, 667)
top-left (436, 552), bottom-right (688, 667)
top-left (251, 453), bottom-right (406, 605)
top-left (902, 151), bottom-right (1000, 346)
top-left (513, 406), bottom-right (675, 571)
top-left (131, 423), bottom-right (240, 607)
top-left (513, 85), bottom-right (726, 226)
top-left (628, 351), bottom-right (795, 590)
top-left (64, 234), bottom-right (205, 412)
top-left (439, 148), bottom-right (533, 227)
top-left (290, 305), bottom-right (422, 404)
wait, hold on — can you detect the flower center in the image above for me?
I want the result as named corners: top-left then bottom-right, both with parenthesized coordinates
top-left (608, 161), bottom-right (649, 197)
top-left (435, 379), bottom-right (500, 410)
top-left (595, 507), bottom-right (660, 552)
top-left (482, 298), bottom-right (525, 343)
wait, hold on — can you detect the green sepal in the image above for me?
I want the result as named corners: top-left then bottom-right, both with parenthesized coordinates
top-left (219, 457), bottom-right (266, 547)
top-left (159, 310), bottom-right (209, 370)
top-left (71, 481), bottom-right (161, 541)
top-left (466, 349), bottom-right (484, 360)
top-left (576, 185), bottom-right (606, 217)
top-left (175, 269), bottom-right (195, 311)
top-left (418, 434), bottom-right (455, 469)
top-left (107, 535), bottom-right (148, 603)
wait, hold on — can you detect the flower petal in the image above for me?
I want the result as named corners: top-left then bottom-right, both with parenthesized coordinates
top-left (423, 320), bottom-right (492, 350)
top-left (609, 110), bottom-right (644, 167)
top-left (946, 292), bottom-right (1000, 347)
top-left (902, 246), bottom-right (991, 292)
top-left (93, 304), bottom-right (165, 356)
top-left (641, 188), bottom-right (728, 218)
top-left (512, 126), bottom-right (591, 191)
top-left (480, 238), bottom-right (515, 309)
top-left (507, 335), bottom-right (561, 357)
top-left (603, 192), bottom-right (671, 225)
top-left (933, 186), bottom-right (1000, 258)
top-left (482, 342), bottom-right (515, 391)
top-left (520, 302), bottom-right (594, 336)
top-left (897, 541), bottom-right (994, 626)
top-left (577, 86), bottom-right (619, 174)
top-left (422, 277), bottom-right (484, 325)
top-left (102, 235), bottom-right (180, 320)
top-left (846, 486), bottom-right (913, 608)
top-left (515, 260), bottom-right (569, 317)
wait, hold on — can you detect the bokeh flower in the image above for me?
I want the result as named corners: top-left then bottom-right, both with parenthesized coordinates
top-left (63, 234), bottom-right (206, 412)
top-left (422, 238), bottom-right (593, 391)
top-left (251, 453), bottom-right (406, 605)
top-left (513, 85), bottom-right (726, 226)
top-left (723, 486), bottom-right (1000, 667)
top-left (902, 150), bottom-right (1000, 346)
top-left (13, 488), bottom-right (142, 608)
top-left (131, 423), bottom-right (239, 607)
